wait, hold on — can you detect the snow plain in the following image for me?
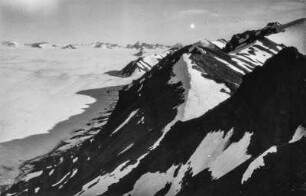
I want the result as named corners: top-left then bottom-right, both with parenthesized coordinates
top-left (0, 47), bottom-right (138, 143)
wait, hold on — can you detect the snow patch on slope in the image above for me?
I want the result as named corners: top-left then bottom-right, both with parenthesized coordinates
top-left (52, 172), bottom-right (71, 187)
top-left (118, 143), bottom-right (134, 155)
top-left (289, 125), bottom-right (306, 143)
top-left (189, 130), bottom-right (234, 176)
top-left (35, 187), bottom-right (40, 193)
top-left (241, 146), bottom-right (277, 184)
top-left (111, 109), bottom-right (139, 136)
top-left (209, 132), bottom-right (253, 179)
top-left (124, 166), bottom-right (177, 196)
top-left (23, 170), bottom-right (43, 181)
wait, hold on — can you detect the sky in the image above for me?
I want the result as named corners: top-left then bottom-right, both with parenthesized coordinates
top-left (0, 0), bottom-right (305, 45)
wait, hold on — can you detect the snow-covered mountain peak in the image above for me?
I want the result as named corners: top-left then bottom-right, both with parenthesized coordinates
top-left (169, 53), bottom-right (230, 121)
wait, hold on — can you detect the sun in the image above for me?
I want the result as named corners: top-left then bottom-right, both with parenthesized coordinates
top-left (190, 23), bottom-right (195, 29)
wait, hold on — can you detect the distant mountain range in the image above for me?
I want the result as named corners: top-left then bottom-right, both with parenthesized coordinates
top-left (126, 41), bottom-right (172, 50)
top-left (0, 41), bottom-right (180, 50)
top-left (1, 18), bottom-right (306, 196)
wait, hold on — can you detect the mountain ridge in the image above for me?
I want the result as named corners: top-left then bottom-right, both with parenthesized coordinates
top-left (1, 19), bottom-right (305, 196)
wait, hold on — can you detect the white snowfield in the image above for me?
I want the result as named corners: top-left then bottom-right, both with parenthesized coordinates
top-left (0, 47), bottom-right (163, 143)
